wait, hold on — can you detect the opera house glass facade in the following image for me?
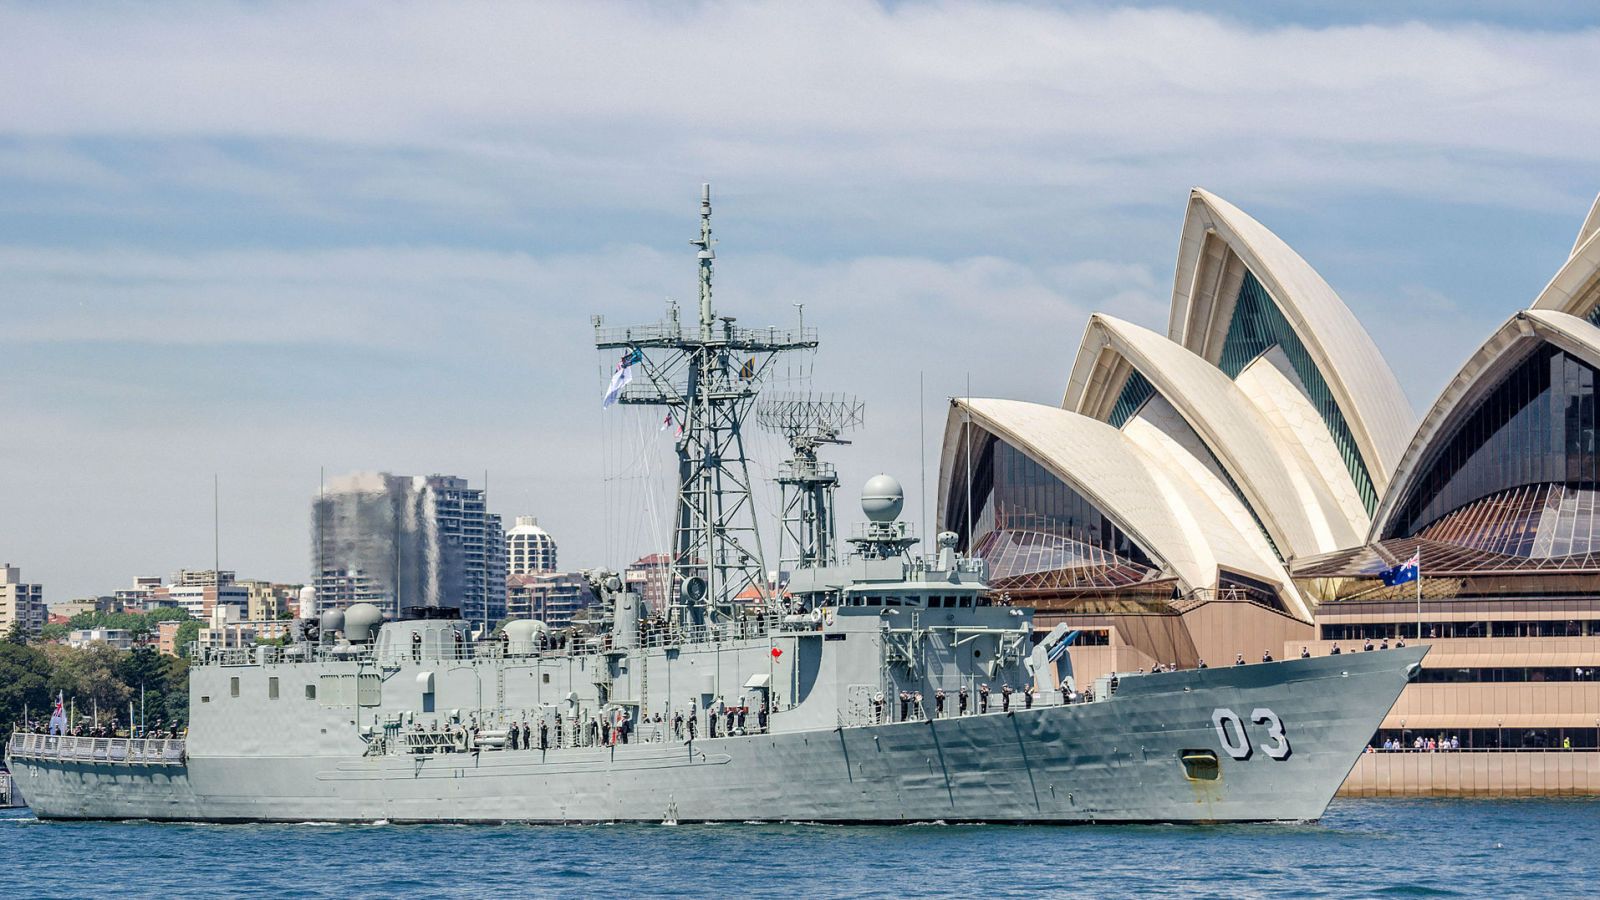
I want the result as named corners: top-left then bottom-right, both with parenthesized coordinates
top-left (941, 188), bottom-right (1600, 795)
top-left (945, 425), bottom-right (1161, 595)
top-left (1386, 344), bottom-right (1599, 559)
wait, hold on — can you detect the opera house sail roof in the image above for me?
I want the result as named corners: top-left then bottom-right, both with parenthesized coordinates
top-left (1295, 195), bottom-right (1600, 595)
top-left (940, 188), bottom-right (1416, 624)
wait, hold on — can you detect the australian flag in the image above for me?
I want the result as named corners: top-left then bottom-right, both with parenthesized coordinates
top-left (1378, 551), bottom-right (1420, 587)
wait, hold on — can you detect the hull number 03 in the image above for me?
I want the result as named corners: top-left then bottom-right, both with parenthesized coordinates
top-left (1211, 708), bottom-right (1291, 760)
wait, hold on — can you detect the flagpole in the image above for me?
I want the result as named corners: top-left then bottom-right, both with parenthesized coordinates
top-left (1416, 549), bottom-right (1423, 641)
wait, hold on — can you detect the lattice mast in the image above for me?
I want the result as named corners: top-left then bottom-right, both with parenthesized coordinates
top-left (756, 394), bottom-right (864, 576)
top-left (593, 184), bottom-right (817, 621)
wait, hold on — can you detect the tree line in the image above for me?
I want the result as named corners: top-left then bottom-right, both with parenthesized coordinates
top-left (1, 624), bottom-right (190, 743)
top-left (38, 606), bottom-right (199, 646)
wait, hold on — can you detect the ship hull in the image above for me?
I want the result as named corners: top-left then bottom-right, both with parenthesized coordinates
top-left (11, 649), bottom-right (1422, 824)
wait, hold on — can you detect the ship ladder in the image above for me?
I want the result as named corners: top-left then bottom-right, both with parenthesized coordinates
top-left (639, 654), bottom-right (649, 722)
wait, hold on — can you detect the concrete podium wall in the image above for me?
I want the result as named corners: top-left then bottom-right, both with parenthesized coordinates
top-left (1339, 751), bottom-right (1600, 797)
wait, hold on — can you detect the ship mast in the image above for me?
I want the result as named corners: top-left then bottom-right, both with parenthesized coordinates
top-left (594, 184), bottom-right (817, 622)
top-left (756, 392), bottom-right (864, 576)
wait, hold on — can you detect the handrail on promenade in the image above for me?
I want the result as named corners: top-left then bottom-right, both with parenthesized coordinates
top-left (7, 732), bottom-right (186, 766)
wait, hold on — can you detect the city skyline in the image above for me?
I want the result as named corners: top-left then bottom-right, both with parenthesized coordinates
top-left (5, 1), bottom-right (1600, 599)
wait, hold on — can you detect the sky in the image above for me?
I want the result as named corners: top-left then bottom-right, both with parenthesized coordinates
top-left (2, 0), bottom-right (1597, 601)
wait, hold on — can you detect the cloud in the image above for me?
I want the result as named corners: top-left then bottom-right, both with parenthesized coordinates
top-left (0, 1), bottom-right (1589, 599)
top-left (1, 1), bottom-right (1597, 220)
top-left (1, 237), bottom-right (1142, 596)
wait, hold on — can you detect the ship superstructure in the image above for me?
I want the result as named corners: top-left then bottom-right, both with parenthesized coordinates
top-left (8, 187), bottom-right (1425, 824)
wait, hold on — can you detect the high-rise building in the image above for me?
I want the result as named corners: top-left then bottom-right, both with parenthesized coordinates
top-left (172, 569), bottom-right (235, 587)
top-left (625, 553), bottom-right (678, 613)
top-left (166, 582), bottom-right (249, 619)
top-left (312, 472), bottom-right (506, 625)
top-left (114, 576), bottom-right (163, 611)
top-left (237, 580), bottom-right (297, 621)
top-left (505, 517), bottom-right (558, 575)
top-left (0, 564), bottom-right (46, 639)
top-left (506, 572), bottom-right (597, 629)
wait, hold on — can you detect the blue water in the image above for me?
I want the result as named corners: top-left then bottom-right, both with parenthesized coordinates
top-left (2, 799), bottom-right (1592, 898)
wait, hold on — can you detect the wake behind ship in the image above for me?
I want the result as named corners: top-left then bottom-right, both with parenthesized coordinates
top-left (8, 186), bottom-right (1423, 824)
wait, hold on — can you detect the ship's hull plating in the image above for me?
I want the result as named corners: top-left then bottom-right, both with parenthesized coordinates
top-left (11, 649), bottom-right (1422, 824)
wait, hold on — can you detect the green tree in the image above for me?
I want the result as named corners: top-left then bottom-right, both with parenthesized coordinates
top-left (5, 619), bottom-right (26, 645)
top-left (45, 644), bottom-right (133, 724)
top-left (0, 640), bottom-right (53, 738)
top-left (115, 647), bottom-right (190, 731)
top-left (174, 620), bottom-right (203, 658)
top-left (159, 655), bottom-right (191, 728)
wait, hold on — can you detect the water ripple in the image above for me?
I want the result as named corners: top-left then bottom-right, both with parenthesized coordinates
top-left (3, 799), bottom-right (1596, 898)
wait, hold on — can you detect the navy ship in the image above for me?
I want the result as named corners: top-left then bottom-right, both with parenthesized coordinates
top-left (7, 187), bottom-right (1423, 823)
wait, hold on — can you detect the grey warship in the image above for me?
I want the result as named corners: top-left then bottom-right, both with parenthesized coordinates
top-left (8, 186), bottom-right (1424, 824)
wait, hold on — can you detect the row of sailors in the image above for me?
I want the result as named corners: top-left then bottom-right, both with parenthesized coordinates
top-left (407, 679), bottom-right (1112, 753)
top-left (411, 700), bottom-right (776, 754)
top-left (866, 683), bottom-right (1096, 724)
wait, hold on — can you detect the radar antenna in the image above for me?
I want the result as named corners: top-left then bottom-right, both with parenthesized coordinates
top-left (756, 393), bottom-right (864, 577)
top-left (593, 184), bottom-right (817, 622)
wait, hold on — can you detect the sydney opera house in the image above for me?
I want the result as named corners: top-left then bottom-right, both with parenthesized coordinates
top-left (939, 189), bottom-right (1600, 795)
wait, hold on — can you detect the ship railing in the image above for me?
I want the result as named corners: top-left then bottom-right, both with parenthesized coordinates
top-left (7, 732), bottom-right (186, 766)
top-left (195, 614), bottom-right (820, 668)
top-left (636, 614), bottom-right (820, 650)
top-left (196, 644), bottom-right (376, 667)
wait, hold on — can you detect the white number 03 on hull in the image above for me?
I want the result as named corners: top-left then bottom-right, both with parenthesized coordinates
top-left (1211, 708), bottom-right (1291, 760)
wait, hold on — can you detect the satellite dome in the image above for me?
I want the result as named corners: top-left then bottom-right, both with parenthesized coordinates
top-left (861, 474), bottom-right (904, 523)
top-left (320, 607), bottom-right (345, 635)
top-left (344, 603), bottom-right (384, 643)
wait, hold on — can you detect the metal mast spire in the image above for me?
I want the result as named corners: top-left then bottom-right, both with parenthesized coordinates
top-left (594, 184), bottom-right (817, 622)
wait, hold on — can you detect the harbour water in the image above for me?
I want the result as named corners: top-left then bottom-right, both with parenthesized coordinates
top-left (2, 799), bottom-right (1592, 897)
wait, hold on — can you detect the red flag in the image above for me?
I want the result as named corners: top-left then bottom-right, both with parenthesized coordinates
top-left (770, 647), bottom-right (783, 659)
